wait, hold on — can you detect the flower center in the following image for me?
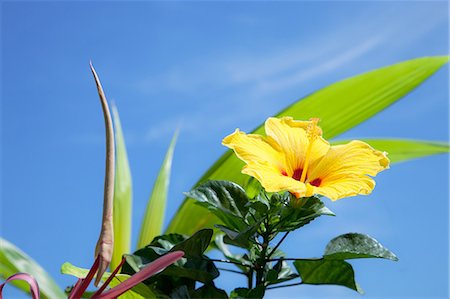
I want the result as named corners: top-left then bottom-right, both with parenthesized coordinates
top-left (281, 168), bottom-right (304, 181)
top-left (309, 178), bottom-right (322, 187)
top-left (292, 168), bottom-right (303, 181)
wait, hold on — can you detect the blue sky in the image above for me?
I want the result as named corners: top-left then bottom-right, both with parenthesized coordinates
top-left (1, 1), bottom-right (449, 298)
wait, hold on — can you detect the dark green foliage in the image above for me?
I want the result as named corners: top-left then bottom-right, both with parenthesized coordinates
top-left (293, 259), bottom-right (363, 293)
top-left (122, 229), bottom-right (227, 298)
top-left (137, 180), bottom-right (399, 297)
top-left (269, 193), bottom-right (335, 232)
top-left (185, 180), bottom-right (250, 231)
top-left (265, 259), bottom-right (298, 286)
top-left (230, 286), bottom-right (265, 299)
top-left (192, 283), bottom-right (229, 299)
top-left (216, 222), bottom-right (261, 249)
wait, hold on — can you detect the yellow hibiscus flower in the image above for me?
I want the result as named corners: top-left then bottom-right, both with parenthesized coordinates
top-left (222, 117), bottom-right (389, 201)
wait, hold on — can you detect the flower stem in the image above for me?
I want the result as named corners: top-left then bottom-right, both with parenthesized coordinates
top-left (266, 282), bottom-right (303, 290)
top-left (267, 231), bottom-right (290, 259)
top-left (247, 269), bottom-right (253, 289)
top-left (207, 258), bottom-right (251, 268)
top-left (255, 220), bottom-right (270, 286)
top-left (217, 268), bottom-right (247, 276)
top-left (265, 257), bottom-right (323, 262)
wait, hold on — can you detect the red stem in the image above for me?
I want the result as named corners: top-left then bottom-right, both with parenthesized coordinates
top-left (91, 257), bottom-right (126, 298)
top-left (68, 256), bottom-right (100, 299)
top-left (95, 251), bottom-right (184, 299)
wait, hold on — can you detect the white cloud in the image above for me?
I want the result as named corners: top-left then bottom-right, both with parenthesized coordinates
top-left (140, 3), bottom-right (446, 97)
top-left (248, 36), bottom-right (384, 98)
top-left (123, 3), bottom-right (448, 145)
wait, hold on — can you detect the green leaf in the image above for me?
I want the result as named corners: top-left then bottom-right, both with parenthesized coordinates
top-left (230, 285), bottom-right (265, 299)
top-left (171, 229), bottom-right (214, 258)
top-left (266, 259), bottom-right (299, 286)
top-left (123, 230), bottom-right (218, 287)
top-left (166, 56), bottom-right (449, 236)
top-left (293, 259), bottom-right (363, 293)
top-left (61, 262), bottom-right (156, 299)
top-left (108, 275), bottom-right (157, 299)
top-left (111, 104), bottom-right (133, 270)
top-left (275, 195), bottom-right (335, 232)
top-left (61, 261), bottom-right (98, 279)
top-left (0, 238), bottom-right (65, 299)
top-left (213, 234), bottom-right (251, 272)
top-left (324, 233), bottom-right (398, 261)
top-left (273, 56), bottom-right (449, 139)
top-left (159, 261), bottom-right (219, 284)
top-left (123, 234), bottom-right (188, 274)
top-left (137, 131), bottom-right (178, 249)
top-left (337, 139), bottom-right (449, 163)
top-left (170, 285), bottom-right (191, 299)
top-left (185, 181), bottom-right (250, 231)
top-left (191, 283), bottom-right (228, 299)
top-left (216, 221), bottom-right (261, 249)
top-left (151, 234), bottom-right (187, 252)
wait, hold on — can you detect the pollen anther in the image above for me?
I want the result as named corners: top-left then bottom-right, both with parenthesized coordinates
top-left (300, 118), bottom-right (320, 182)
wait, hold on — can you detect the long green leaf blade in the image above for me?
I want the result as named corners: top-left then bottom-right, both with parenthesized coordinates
top-left (137, 132), bottom-right (178, 249)
top-left (111, 105), bottom-right (133, 270)
top-left (166, 56), bottom-right (449, 235)
top-left (0, 238), bottom-right (65, 299)
top-left (342, 139), bottom-right (449, 163)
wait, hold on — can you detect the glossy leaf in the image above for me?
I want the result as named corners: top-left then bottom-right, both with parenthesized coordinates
top-left (166, 56), bottom-right (449, 236)
top-left (123, 229), bottom-right (218, 287)
top-left (191, 283), bottom-right (228, 299)
top-left (324, 233), bottom-right (398, 261)
top-left (185, 181), bottom-right (250, 231)
top-left (96, 251), bottom-right (184, 299)
top-left (266, 259), bottom-right (298, 286)
top-left (213, 234), bottom-right (251, 272)
top-left (0, 238), bottom-right (65, 299)
top-left (216, 221), bottom-right (260, 249)
top-left (111, 104), bottom-right (133, 270)
top-left (171, 229), bottom-right (214, 258)
top-left (159, 261), bottom-right (219, 284)
top-left (293, 259), bottom-right (362, 293)
top-left (275, 195), bottom-right (335, 232)
top-left (137, 131), bottom-right (178, 249)
top-left (230, 285), bottom-right (265, 299)
top-left (169, 285), bottom-right (190, 298)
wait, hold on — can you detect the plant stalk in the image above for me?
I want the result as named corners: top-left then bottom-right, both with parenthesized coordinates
top-left (247, 269), bottom-right (253, 289)
top-left (267, 231), bottom-right (289, 259)
top-left (90, 63), bottom-right (115, 287)
top-left (266, 282), bottom-right (303, 290)
top-left (255, 220), bottom-right (270, 287)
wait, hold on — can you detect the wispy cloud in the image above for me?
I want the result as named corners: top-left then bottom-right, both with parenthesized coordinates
top-left (135, 3), bottom-right (446, 99)
top-left (247, 36), bottom-right (384, 98)
top-left (113, 3), bottom-right (448, 146)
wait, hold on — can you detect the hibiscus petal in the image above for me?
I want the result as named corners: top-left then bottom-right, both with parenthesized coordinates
top-left (265, 117), bottom-right (329, 175)
top-left (243, 163), bottom-right (307, 197)
top-left (307, 140), bottom-right (389, 200)
top-left (222, 129), bottom-right (283, 168)
top-left (306, 174), bottom-right (376, 200)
